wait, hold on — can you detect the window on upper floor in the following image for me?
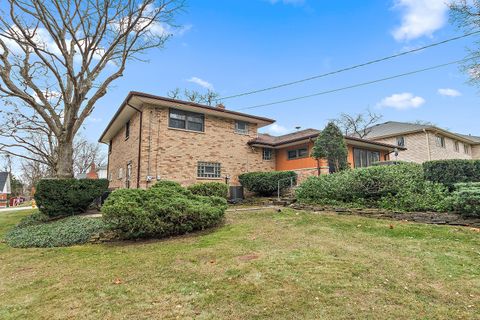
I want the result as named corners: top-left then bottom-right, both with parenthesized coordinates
top-left (454, 141), bottom-right (460, 152)
top-left (263, 148), bottom-right (273, 160)
top-left (287, 147), bottom-right (308, 160)
top-left (435, 135), bottom-right (445, 148)
top-left (396, 136), bottom-right (405, 147)
top-left (197, 162), bottom-right (221, 178)
top-left (464, 143), bottom-right (470, 154)
top-left (169, 108), bottom-right (204, 132)
top-left (235, 121), bottom-right (249, 134)
top-left (125, 120), bottom-right (130, 139)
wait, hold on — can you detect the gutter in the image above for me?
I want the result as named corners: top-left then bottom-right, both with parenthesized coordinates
top-left (423, 129), bottom-right (432, 161)
top-left (126, 103), bottom-right (143, 188)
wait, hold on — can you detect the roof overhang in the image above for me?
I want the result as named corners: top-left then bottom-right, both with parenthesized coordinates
top-left (250, 135), bottom-right (403, 151)
top-left (371, 127), bottom-right (479, 145)
top-left (99, 91), bottom-right (275, 144)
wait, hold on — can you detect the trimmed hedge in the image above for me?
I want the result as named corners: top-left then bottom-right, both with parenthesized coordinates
top-left (451, 182), bottom-right (480, 217)
top-left (239, 171), bottom-right (297, 196)
top-left (423, 160), bottom-right (480, 187)
top-left (5, 215), bottom-right (106, 248)
top-left (296, 163), bottom-right (450, 212)
top-left (188, 182), bottom-right (228, 198)
top-left (35, 179), bottom-right (109, 218)
top-left (101, 180), bottom-right (227, 239)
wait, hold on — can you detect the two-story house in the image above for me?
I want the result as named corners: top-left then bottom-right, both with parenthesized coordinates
top-left (363, 121), bottom-right (480, 163)
top-left (99, 92), bottom-right (401, 189)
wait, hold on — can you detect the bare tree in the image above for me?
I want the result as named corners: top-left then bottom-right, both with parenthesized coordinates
top-left (167, 87), bottom-right (221, 106)
top-left (0, 0), bottom-right (184, 178)
top-left (450, 1), bottom-right (480, 84)
top-left (20, 159), bottom-right (51, 192)
top-left (334, 109), bottom-right (383, 138)
top-left (73, 138), bottom-right (106, 176)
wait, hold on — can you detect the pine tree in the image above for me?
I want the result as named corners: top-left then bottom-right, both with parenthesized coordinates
top-left (312, 122), bottom-right (349, 173)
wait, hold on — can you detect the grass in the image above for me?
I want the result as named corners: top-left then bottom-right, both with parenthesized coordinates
top-left (1, 208), bottom-right (479, 319)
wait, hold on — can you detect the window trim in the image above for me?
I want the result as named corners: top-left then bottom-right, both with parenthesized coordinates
top-left (464, 143), bottom-right (470, 154)
top-left (235, 120), bottom-right (249, 135)
top-left (168, 108), bottom-right (205, 133)
top-left (262, 148), bottom-right (273, 161)
top-left (197, 162), bottom-right (221, 179)
top-left (287, 146), bottom-right (309, 160)
top-left (125, 120), bottom-right (130, 140)
top-left (396, 136), bottom-right (406, 147)
top-left (435, 135), bottom-right (446, 148)
top-left (454, 141), bottom-right (460, 153)
top-left (353, 147), bottom-right (381, 168)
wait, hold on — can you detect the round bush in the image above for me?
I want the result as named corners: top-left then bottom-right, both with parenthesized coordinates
top-left (187, 182), bottom-right (228, 198)
top-left (101, 181), bottom-right (228, 239)
top-left (5, 215), bottom-right (106, 248)
top-left (35, 179), bottom-right (109, 217)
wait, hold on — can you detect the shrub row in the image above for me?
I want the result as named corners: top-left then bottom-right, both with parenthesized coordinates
top-left (423, 160), bottom-right (480, 187)
top-left (35, 179), bottom-right (109, 218)
top-left (239, 171), bottom-right (297, 196)
top-left (187, 182), bottom-right (228, 198)
top-left (451, 182), bottom-right (480, 217)
top-left (101, 180), bottom-right (227, 239)
top-left (296, 163), bottom-right (450, 212)
top-left (5, 216), bottom-right (106, 248)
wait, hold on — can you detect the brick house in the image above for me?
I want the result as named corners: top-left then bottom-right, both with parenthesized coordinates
top-left (99, 92), bottom-right (401, 189)
top-left (363, 121), bottom-right (480, 163)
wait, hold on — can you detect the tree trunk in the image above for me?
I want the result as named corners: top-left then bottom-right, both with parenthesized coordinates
top-left (56, 139), bottom-right (74, 178)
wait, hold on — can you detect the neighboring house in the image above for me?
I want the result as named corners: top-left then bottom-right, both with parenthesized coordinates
top-left (0, 172), bottom-right (11, 208)
top-left (100, 92), bottom-right (400, 189)
top-left (363, 121), bottom-right (480, 163)
top-left (75, 164), bottom-right (108, 180)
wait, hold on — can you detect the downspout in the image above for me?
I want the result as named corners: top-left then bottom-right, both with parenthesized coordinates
top-left (423, 129), bottom-right (432, 161)
top-left (126, 103), bottom-right (143, 188)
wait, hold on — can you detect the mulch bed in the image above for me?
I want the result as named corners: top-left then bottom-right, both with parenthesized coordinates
top-left (291, 204), bottom-right (480, 227)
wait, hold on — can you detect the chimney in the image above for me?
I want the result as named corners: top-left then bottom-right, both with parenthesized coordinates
top-left (216, 103), bottom-right (225, 110)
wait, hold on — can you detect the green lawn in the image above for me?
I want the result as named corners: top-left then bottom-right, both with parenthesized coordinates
top-left (1, 209), bottom-right (479, 319)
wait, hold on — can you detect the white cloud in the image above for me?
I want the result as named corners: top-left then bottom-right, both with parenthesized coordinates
top-left (438, 88), bottom-right (461, 97)
top-left (261, 123), bottom-right (291, 135)
top-left (392, 0), bottom-right (448, 41)
top-left (187, 77), bottom-right (214, 90)
top-left (377, 93), bottom-right (425, 110)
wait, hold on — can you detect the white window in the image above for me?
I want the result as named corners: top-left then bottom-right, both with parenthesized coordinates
top-left (464, 143), bottom-right (470, 154)
top-left (263, 148), bottom-right (273, 160)
top-left (197, 162), bottom-right (221, 178)
top-left (396, 136), bottom-right (405, 147)
top-left (235, 121), bottom-right (249, 134)
top-left (435, 135), bottom-right (445, 148)
top-left (118, 168), bottom-right (123, 179)
top-left (108, 172), bottom-right (112, 181)
top-left (454, 141), bottom-right (460, 152)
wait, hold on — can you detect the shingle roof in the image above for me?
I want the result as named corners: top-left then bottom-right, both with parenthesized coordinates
top-left (252, 129), bottom-right (320, 146)
top-left (0, 172), bottom-right (9, 193)
top-left (249, 128), bottom-right (401, 149)
top-left (364, 121), bottom-right (480, 144)
top-left (457, 133), bottom-right (480, 143)
top-left (363, 121), bottom-right (431, 139)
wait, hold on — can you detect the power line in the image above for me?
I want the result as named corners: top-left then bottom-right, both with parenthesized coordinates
top-left (220, 31), bottom-right (480, 101)
top-left (235, 56), bottom-right (474, 111)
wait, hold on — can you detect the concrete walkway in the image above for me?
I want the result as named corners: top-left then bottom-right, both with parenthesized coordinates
top-left (0, 206), bottom-right (36, 212)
